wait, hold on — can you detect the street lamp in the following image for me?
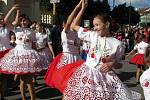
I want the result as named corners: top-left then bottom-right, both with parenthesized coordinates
top-left (50, 0), bottom-right (60, 24)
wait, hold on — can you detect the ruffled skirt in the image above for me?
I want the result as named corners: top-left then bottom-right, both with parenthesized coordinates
top-left (129, 53), bottom-right (145, 65)
top-left (38, 47), bottom-right (53, 70)
top-left (63, 64), bottom-right (142, 100)
top-left (44, 52), bottom-right (83, 92)
top-left (0, 45), bottom-right (43, 74)
top-left (45, 52), bottom-right (141, 100)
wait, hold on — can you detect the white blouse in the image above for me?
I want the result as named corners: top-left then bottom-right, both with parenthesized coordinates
top-left (36, 32), bottom-right (48, 49)
top-left (61, 29), bottom-right (80, 53)
top-left (14, 27), bottom-right (35, 48)
top-left (134, 41), bottom-right (149, 54)
top-left (0, 27), bottom-right (11, 51)
top-left (78, 27), bottom-right (124, 68)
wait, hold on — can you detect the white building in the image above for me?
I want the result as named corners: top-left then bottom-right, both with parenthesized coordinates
top-left (138, 7), bottom-right (150, 26)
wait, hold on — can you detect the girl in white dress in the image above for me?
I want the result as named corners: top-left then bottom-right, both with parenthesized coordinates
top-left (140, 45), bottom-right (150, 100)
top-left (35, 23), bottom-right (54, 69)
top-left (0, 5), bottom-right (43, 100)
top-left (0, 5), bottom-right (19, 100)
top-left (56, 0), bottom-right (141, 99)
top-left (44, 0), bottom-right (83, 93)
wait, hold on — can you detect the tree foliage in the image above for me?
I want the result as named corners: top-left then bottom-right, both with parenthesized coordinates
top-left (111, 3), bottom-right (140, 26)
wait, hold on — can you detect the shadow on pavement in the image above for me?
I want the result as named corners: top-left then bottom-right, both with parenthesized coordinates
top-left (36, 87), bottom-right (62, 99)
top-left (117, 71), bottom-right (136, 82)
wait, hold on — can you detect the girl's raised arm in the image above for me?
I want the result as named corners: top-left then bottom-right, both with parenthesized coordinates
top-left (4, 4), bottom-right (20, 30)
top-left (64, 0), bottom-right (82, 31)
top-left (71, 0), bottom-right (88, 32)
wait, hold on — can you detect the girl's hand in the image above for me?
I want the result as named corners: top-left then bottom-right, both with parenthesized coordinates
top-left (82, 0), bottom-right (88, 9)
top-left (101, 61), bottom-right (113, 73)
top-left (100, 56), bottom-right (113, 72)
top-left (12, 4), bottom-right (20, 10)
top-left (76, 0), bottom-right (83, 8)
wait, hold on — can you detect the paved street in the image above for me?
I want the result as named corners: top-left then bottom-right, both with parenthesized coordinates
top-left (4, 57), bottom-right (144, 100)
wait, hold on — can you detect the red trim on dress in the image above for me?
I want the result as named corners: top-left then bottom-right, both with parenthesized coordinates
top-left (0, 49), bottom-right (10, 59)
top-left (44, 53), bottom-right (84, 93)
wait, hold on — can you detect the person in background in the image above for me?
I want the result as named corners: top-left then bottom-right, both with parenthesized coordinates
top-left (126, 34), bottom-right (149, 84)
top-left (45, 0), bottom-right (83, 94)
top-left (140, 45), bottom-right (150, 100)
top-left (80, 20), bottom-right (91, 61)
top-left (0, 4), bottom-right (19, 100)
top-left (50, 24), bottom-right (62, 56)
top-left (46, 0), bottom-right (141, 99)
top-left (9, 31), bottom-right (16, 48)
top-left (0, 5), bottom-right (44, 100)
top-left (30, 21), bottom-right (37, 31)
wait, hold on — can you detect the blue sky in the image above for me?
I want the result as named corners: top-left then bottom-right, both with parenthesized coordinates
top-left (108, 0), bottom-right (150, 8)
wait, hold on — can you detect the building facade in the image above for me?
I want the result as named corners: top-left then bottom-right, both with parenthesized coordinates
top-left (0, 0), bottom-right (41, 22)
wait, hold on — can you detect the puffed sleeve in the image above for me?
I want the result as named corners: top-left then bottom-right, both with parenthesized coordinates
top-left (77, 27), bottom-right (91, 41)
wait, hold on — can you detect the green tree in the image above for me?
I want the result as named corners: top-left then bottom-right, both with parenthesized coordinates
top-left (111, 3), bottom-right (140, 26)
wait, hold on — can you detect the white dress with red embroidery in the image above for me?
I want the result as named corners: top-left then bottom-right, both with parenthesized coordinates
top-left (63, 27), bottom-right (141, 100)
top-left (57, 29), bottom-right (82, 68)
top-left (44, 29), bottom-right (83, 92)
top-left (140, 67), bottom-right (150, 100)
top-left (0, 27), bottom-right (43, 74)
top-left (36, 32), bottom-right (53, 69)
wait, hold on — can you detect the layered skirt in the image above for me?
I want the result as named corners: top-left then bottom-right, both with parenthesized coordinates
top-left (45, 52), bottom-right (142, 99)
top-left (37, 47), bottom-right (53, 70)
top-left (44, 52), bottom-right (83, 92)
top-left (63, 64), bottom-right (141, 100)
top-left (129, 53), bottom-right (145, 65)
top-left (0, 45), bottom-right (43, 74)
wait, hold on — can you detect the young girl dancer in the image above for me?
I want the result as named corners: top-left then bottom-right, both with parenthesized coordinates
top-left (140, 45), bottom-right (150, 100)
top-left (0, 5), bottom-right (43, 100)
top-left (0, 4), bottom-right (19, 100)
top-left (46, 0), bottom-right (141, 99)
top-left (45, 0), bottom-right (83, 93)
top-left (35, 23), bottom-right (54, 68)
top-left (34, 23), bottom-right (54, 85)
top-left (126, 34), bottom-right (149, 83)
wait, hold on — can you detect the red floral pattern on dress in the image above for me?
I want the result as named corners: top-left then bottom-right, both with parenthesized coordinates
top-left (82, 76), bottom-right (88, 84)
top-left (63, 65), bottom-right (141, 100)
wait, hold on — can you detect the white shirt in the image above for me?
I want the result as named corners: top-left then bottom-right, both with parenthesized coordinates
top-left (61, 29), bottom-right (80, 53)
top-left (134, 41), bottom-right (149, 54)
top-left (78, 27), bottom-right (124, 68)
top-left (0, 27), bottom-right (11, 51)
top-left (14, 27), bottom-right (35, 48)
top-left (36, 32), bottom-right (48, 49)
